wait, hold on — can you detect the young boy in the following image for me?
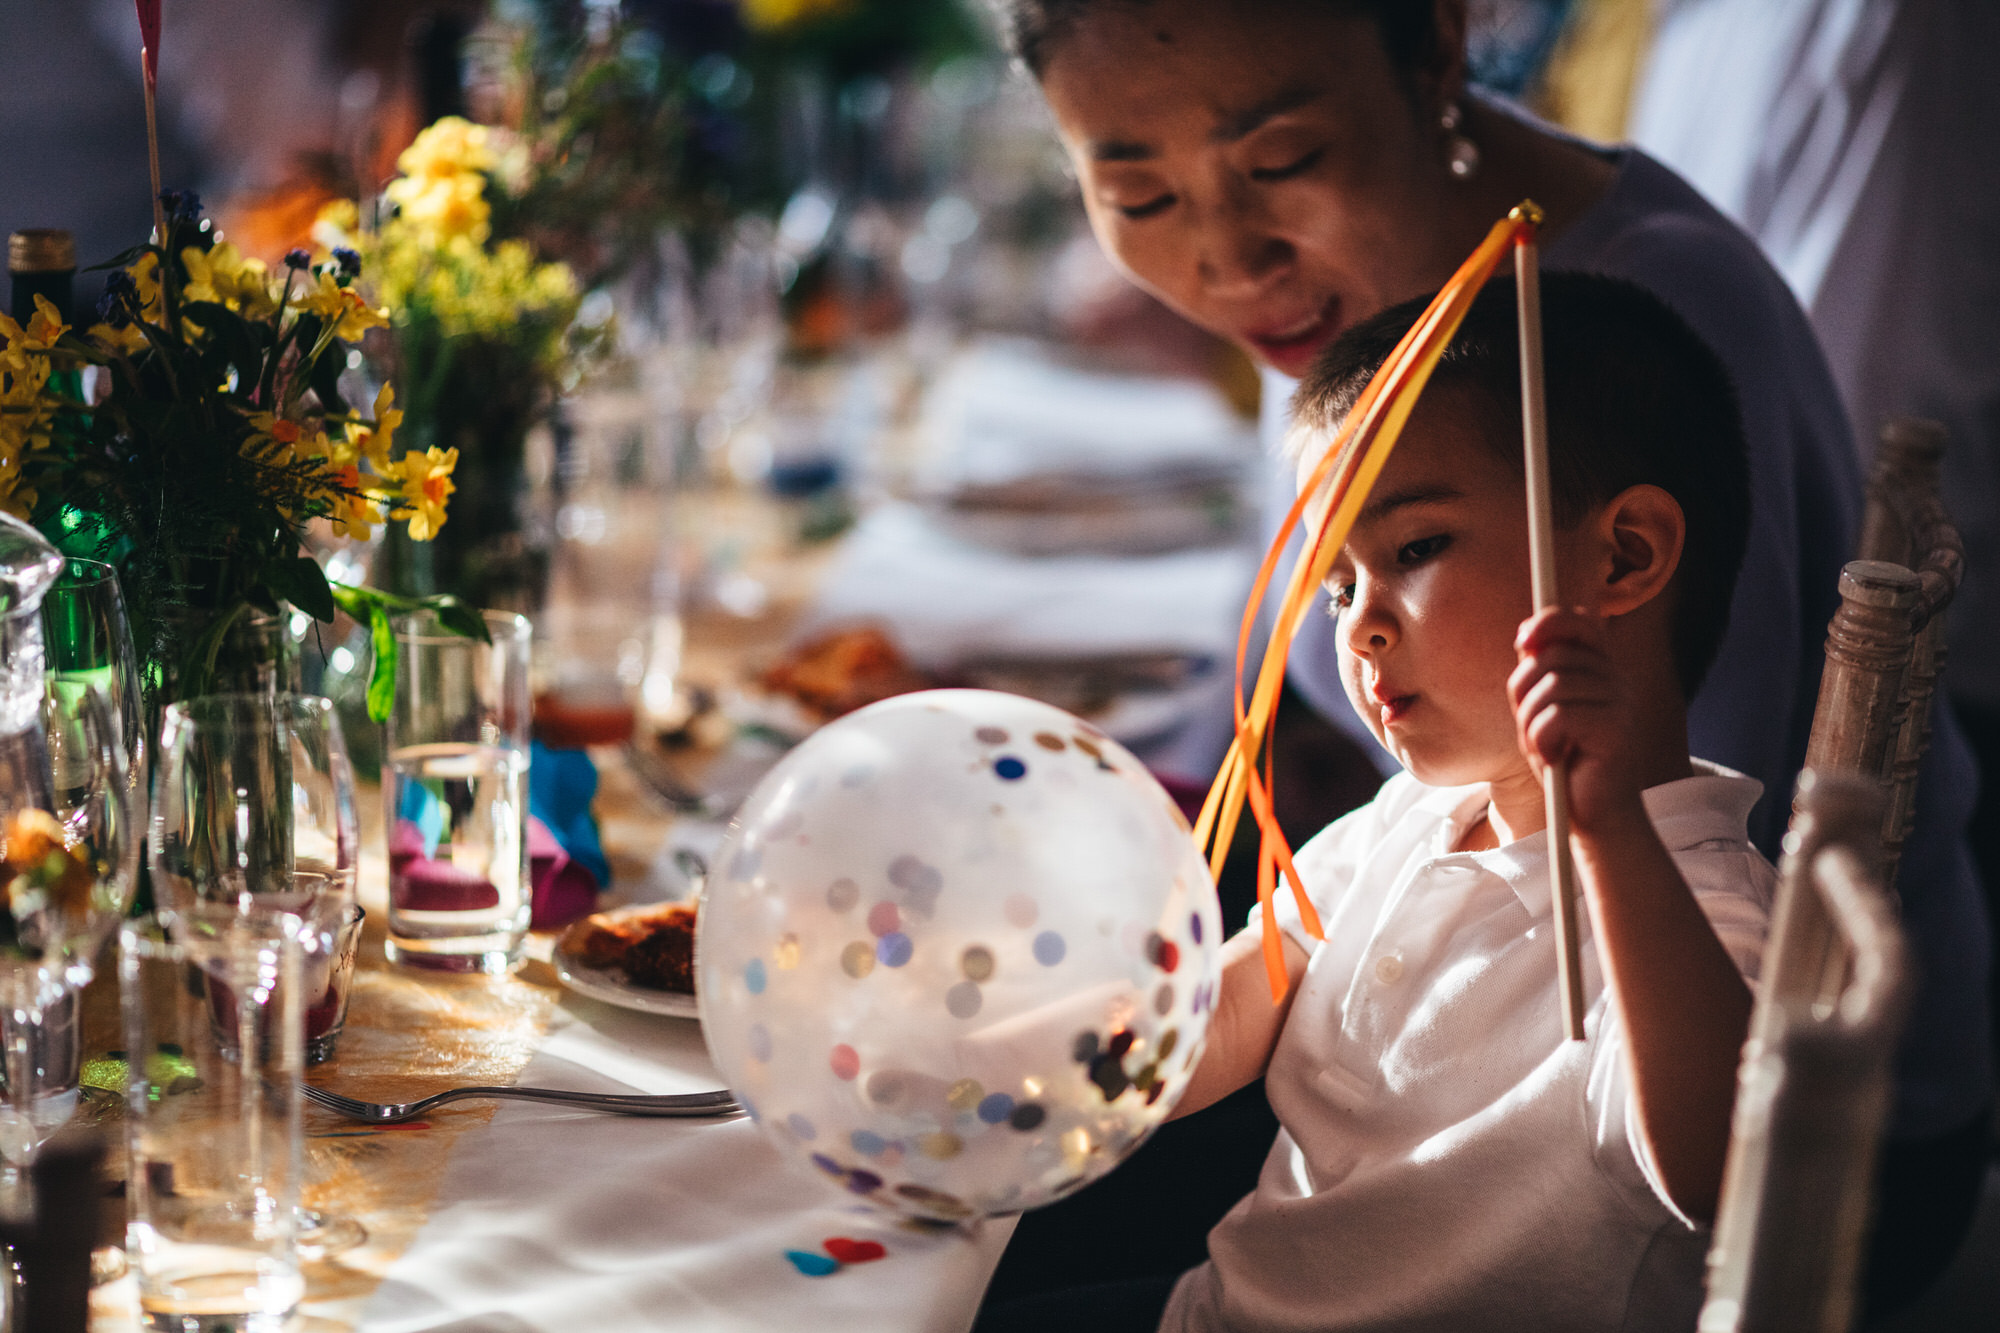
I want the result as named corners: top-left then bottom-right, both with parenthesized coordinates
top-left (1163, 274), bottom-right (1771, 1333)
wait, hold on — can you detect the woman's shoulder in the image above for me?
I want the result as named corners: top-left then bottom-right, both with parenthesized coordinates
top-left (1551, 151), bottom-right (1807, 341)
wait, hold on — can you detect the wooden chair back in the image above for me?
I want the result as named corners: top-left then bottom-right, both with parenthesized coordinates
top-left (1854, 419), bottom-right (1963, 885)
top-left (1701, 417), bottom-right (1962, 1332)
top-left (1702, 772), bottom-right (1912, 1333)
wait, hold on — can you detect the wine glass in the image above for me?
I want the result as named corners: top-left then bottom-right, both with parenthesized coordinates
top-left (0, 686), bottom-right (139, 1167)
top-left (149, 691), bottom-right (369, 1256)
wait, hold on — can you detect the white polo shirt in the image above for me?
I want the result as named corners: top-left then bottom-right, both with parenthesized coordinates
top-left (1162, 763), bottom-right (1774, 1333)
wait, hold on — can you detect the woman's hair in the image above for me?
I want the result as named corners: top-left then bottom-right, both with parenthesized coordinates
top-left (1291, 273), bottom-right (1753, 700)
top-left (994, 0), bottom-right (1439, 78)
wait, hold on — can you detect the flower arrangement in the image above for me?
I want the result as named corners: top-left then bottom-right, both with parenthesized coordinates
top-left (318, 117), bottom-right (605, 605)
top-left (0, 192), bottom-right (482, 716)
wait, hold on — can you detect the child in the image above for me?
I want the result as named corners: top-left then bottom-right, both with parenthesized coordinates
top-left (1162, 273), bottom-right (1770, 1333)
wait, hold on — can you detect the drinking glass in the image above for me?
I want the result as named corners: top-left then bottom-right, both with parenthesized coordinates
top-left (149, 695), bottom-right (361, 1061)
top-left (120, 907), bottom-right (304, 1333)
top-left (42, 559), bottom-right (145, 792)
top-left (384, 610), bottom-right (532, 973)
top-left (0, 686), bottom-right (139, 1166)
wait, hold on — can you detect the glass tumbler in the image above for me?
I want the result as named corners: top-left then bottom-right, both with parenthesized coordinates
top-left (149, 693), bottom-right (361, 1061)
top-left (120, 907), bottom-right (305, 1333)
top-left (384, 610), bottom-right (532, 973)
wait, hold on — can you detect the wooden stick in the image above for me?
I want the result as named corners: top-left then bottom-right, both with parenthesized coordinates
top-left (143, 67), bottom-right (166, 243)
top-left (1513, 219), bottom-right (1588, 1042)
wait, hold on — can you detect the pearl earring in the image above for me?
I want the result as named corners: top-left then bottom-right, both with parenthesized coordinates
top-left (1441, 102), bottom-right (1481, 180)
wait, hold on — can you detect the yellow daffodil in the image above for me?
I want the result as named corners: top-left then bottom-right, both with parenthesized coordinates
top-left (297, 273), bottom-right (389, 342)
top-left (389, 446), bottom-right (456, 541)
top-left (0, 295), bottom-right (70, 355)
top-left (311, 198), bottom-right (360, 254)
top-left (241, 411), bottom-right (306, 464)
top-left (321, 462), bottom-right (387, 541)
top-left (395, 117), bottom-right (496, 181)
top-left (181, 243), bottom-right (278, 318)
top-left (343, 383), bottom-right (401, 472)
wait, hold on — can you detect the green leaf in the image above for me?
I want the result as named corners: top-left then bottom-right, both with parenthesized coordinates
top-left (329, 582), bottom-right (374, 622)
top-left (264, 556), bottom-right (336, 623)
top-left (431, 597), bottom-right (492, 644)
top-left (366, 606), bottom-right (397, 725)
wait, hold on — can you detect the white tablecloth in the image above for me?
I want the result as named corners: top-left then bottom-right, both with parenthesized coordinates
top-left (360, 993), bottom-right (1016, 1333)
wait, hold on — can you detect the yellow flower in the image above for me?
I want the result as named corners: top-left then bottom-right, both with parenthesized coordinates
top-left (297, 273), bottom-right (389, 342)
top-left (312, 198), bottom-right (360, 253)
top-left (395, 117), bottom-right (496, 181)
top-left (181, 242), bottom-right (277, 318)
top-left (242, 411), bottom-right (306, 464)
top-left (739, 0), bottom-right (854, 31)
top-left (385, 170), bottom-right (491, 245)
top-left (0, 295), bottom-right (69, 355)
top-left (322, 461), bottom-right (386, 541)
top-left (390, 446), bottom-right (456, 541)
top-left (343, 383), bottom-right (401, 472)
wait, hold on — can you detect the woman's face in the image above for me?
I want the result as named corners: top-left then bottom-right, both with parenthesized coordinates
top-left (1040, 0), bottom-right (1471, 377)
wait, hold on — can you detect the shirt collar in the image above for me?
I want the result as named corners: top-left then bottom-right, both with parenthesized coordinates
top-left (1419, 761), bottom-right (1765, 919)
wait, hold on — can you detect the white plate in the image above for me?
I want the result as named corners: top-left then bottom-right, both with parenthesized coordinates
top-left (553, 906), bottom-right (701, 1019)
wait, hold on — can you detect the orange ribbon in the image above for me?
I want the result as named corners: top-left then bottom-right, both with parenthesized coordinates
top-left (1194, 206), bottom-right (1542, 1002)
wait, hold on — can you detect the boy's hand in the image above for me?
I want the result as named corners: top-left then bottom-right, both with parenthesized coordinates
top-left (1508, 607), bottom-right (1650, 836)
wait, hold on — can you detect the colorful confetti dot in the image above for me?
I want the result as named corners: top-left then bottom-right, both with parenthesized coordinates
top-left (841, 942), bottom-right (876, 979)
top-left (825, 1238), bottom-right (887, 1264)
top-left (745, 959), bottom-right (767, 994)
top-left (1155, 983), bottom-right (1175, 1015)
top-left (947, 1079), bottom-right (983, 1111)
top-left (830, 1044), bottom-right (860, 1080)
top-left (1189, 913), bottom-right (1204, 945)
top-left (851, 1130), bottom-right (888, 1157)
top-left (993, 756), bottom-right (1028, 780)
top-left (877, 932), bottom-right (913, 968)
top-left (748, 1024), bottom-right (772, 1062)
top-left (787, 1113), bottom-right (818, 1140)
top-left (827, 878), bottom-right (860, 911)
top-left (946, 981), bottom-right (982, 1019)
top-left (919, 1132), bottom-right (963, 1160)
top-left (786, 1249), bottom-right (840, 1277)
top-left (847, 1168), bottom-right (883, 1194)
top-left (810, 1153), bottom-right (843, 1177)
top-left (975, 726), bottom-right (1010, 744)
top-left (1008, 1102), bottom-right (1047, 1131)
top-left (1158, 940), bottom-right (1180, 973)
top-left (867, 901), bottom-right (901, 937)
top-left (1004, 894), bottom-right (1039, 929)
top-left (1072, 1031), bottom-right (1100, 1063)
top-left (1089, 1056), bottom-right (1130, 1102)
top-left (867, 1071), bottom-right (908, 1105)
top-left (1034, 732), bottom-right (1066, 751)
top-left (1159, 1029), bottom-right (1179, 1062)
top-left (776, 934), bottom-right (800, 969)
top-left (1032, 931), bottom-right (1066, 966)
top-left (960, 945), bottom-right (995, 982)
top-left (977, 1092), bottom-right (1016, 1125)
top-left (1108, 1029), bottom-right (1134, 1058)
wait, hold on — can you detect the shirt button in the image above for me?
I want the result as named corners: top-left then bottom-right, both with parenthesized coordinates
top-left (1374, 953), bottom-right (1405, 984)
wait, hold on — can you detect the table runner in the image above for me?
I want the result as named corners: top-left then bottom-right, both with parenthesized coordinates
top-left (359, 993), bottom-right (1015, 1333)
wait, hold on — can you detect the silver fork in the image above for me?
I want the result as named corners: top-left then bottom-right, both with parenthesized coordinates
top-left (301, 1081), bottom-right (741, 1125)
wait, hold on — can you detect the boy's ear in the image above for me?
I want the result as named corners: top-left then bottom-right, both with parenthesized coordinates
top-left (1591, 484), bottom-right (1685, 617)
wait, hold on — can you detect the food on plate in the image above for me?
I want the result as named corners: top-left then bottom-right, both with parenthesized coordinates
top-left (571, 903), bottom-right (698, 993)
top-left (758, 624), bottom-right (933, 722)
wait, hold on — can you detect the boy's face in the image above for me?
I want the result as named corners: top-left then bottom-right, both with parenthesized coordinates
top-left (1305, 390), bottom-right (1585, 789)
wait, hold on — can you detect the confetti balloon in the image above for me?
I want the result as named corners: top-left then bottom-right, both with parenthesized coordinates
top-left (697, 689), bottom-right (1223, 1221)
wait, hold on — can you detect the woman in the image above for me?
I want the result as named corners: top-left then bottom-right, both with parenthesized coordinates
top-left (979, 0), bottom-right (1990, 1325)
